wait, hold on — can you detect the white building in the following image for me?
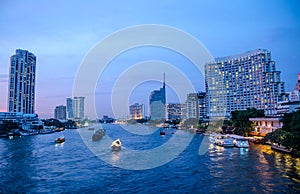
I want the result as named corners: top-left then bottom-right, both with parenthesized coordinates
top-left (73, 97), bottom-right (85, 120)
top-left (249, 117), bottom-right (283, 136)
top-left (205, 49), bottom-right (286, 119)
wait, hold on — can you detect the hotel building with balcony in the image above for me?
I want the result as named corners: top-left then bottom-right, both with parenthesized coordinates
top-left (205, 49), bottom-right (286, 119)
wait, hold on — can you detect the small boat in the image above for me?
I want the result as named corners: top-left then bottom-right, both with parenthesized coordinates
top-left (111, 138), bottom-right (122, 151)
top-left (271, 144), bottom-right (292, 154)
top-left (215, 135), bottom-right (234, 147)
top-left (229, 135), bottom-right (249, 148)
top-left (160, 131), bottom-right (166, 136)
top-left (55, 137), bottom-right (65, 143)
top-left (92, 128), bottom-right (105, 141)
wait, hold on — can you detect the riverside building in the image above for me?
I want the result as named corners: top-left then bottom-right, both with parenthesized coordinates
top-left (8, 49), bottom-right (36, 114)
top-left (149, 74), bottom-right (166, 120)
top-left (129, 103), bottom-right (145, 120)
top-left (205, 49), bottom-right (285, 119)
top-left (54, 105), bottom-right (67, 120)
top-left (66, 97), bottom-right (85, 120)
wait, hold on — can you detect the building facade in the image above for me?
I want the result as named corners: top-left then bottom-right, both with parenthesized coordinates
top-left (249, 117), bottom-right (283, 136)
top-left (186, 93), bottom-right (199, 119)
top-left (54, 105), bottom-right (67, 120)
top-left (8, 49), bottom-right (36, 114)
top-left (149, 75), bottom-right (166, 120)
top-left (166, 103), bottom-right (182, 121)
top-left (129, 103), bottom-right (145, 120)
top-left (205, 49), bottom-right (285, 119)
top-left (66, 98), bottom-right (74, 119)
top-left (73, 97), bottom-right (85, 119)
top-left (66, 97), bottom-right (84, 120)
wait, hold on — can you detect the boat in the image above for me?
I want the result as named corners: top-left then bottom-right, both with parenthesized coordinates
top-left (229, 135), bottom-right (249, 148)
top-left (215, 135), bottom-right (234, 147)
top-left (160, 131), bottom-right (166, 136)
top-left (55, 137), bottom-right (65, 143)
top-left (111, 138), bottom-right (122, 151)
top-left (271, 144), bottom-right (292, 154)
top-left (92, 128), bottom-right (105, 141)
top-left (39, 127), bottom-right (56, 134)
top-left (20, 130), bottom-right (39, 136)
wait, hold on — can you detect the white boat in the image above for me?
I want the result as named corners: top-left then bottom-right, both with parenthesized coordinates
top-left (229, 135), bottom-right (249, 148)
top-left (20, 130), bottom-right (39, 136)
top-left (111, 138), bottom-right (122, 151)
top-left (215, 135), bottom-right (234, 147)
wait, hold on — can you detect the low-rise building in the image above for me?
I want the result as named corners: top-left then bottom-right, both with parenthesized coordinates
top-left (249, 117), bottom-right (283, 136)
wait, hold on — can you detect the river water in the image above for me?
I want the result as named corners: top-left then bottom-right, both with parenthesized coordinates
top-left (1, 124), bottom-right (300, 193)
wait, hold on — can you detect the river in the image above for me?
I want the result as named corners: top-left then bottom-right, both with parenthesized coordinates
top-left (1, 124), bottom-right (300, 193)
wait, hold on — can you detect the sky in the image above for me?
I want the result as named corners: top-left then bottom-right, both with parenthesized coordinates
top-left (0, 0), bottom-right (299, 119)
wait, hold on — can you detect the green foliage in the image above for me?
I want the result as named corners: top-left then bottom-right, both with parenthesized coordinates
top-left (265, 109), bottom-right (300, 151)
top-left (230, 108), bottom-right (264, 136)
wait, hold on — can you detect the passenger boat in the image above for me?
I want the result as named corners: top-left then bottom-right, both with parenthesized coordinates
top-left (229, 135), bottom-right (249, 148)
top-left (271, 144), bottom-right (292, 154)
top-left (215, 135), bottom-right (234, 147)
top-left (111, 138), bottom-right (122, 151)
top-left (55, 137), bottom-right (65, 143)
top-left (92, 128), bottom-right (105, 141)
top-left (20, 130), bottom-right (39, 136)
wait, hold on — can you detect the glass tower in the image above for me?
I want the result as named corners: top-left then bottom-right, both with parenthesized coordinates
top-left (8, 49), bottom-right (36, 114)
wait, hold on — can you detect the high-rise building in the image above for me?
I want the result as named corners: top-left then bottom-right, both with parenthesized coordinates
top-left (66, 98), bottom-right (74, 119)
top-left (205, 49), bottom-right (285, 119)
top-left (149, 74), bottom-right (166, 120)
top-left (8, 49), bottom-right (36, 114)
top-left (54, 105), bottom-right (66, 120)
top-left (166, 103), bottom-right (182, 121)
top-left (186, 93), bottom-right (199, 119)
top-left (66, 97), bottom-right (85, 120)
top-left (73, 97), bottom-right (85, 119)
top-left (129, 103), bottom-right (145, 119)
top-left (198, 92), bottom-right (208, 121)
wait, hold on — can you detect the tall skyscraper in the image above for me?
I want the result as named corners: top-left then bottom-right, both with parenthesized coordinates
top-left (66, 98), bottom-right (74, 119)
top-left (149, 74), bottom-right (166, 120)
top-left (205, 49), bottom-right (285, 119)
top-left (8, 49), bottom-right (36, 114)
top-left (129, 103), bottom-right (145, 119)
top-left (54, 105), bottom-right (66, 120)
top-left (73, 97), bottom-right (85, 119)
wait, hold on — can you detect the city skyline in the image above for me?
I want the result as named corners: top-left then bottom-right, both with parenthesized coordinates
top-left (0, 1), bottom-right (300, 118)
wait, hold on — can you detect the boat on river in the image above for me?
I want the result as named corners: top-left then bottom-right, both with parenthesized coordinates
top-left (92, 128), bottom-right (105, 141)
top-left (160, 131), bottom-right (166, 136)
top-left (215, 135), bottom-right (234, 147)
top-left (271, 144), bottom-right (292, 154)
top-left (20, 130), bottom-right (39, 136)
top-left (111, 138), bottom-right (122, 151)
top-left (229, 134), bottom-right (249, 148)
top-left (55, 137), bottom-right (65, 143)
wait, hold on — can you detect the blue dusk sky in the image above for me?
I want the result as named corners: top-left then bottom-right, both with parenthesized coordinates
top-left (0, 0), bottom-right (299, 119)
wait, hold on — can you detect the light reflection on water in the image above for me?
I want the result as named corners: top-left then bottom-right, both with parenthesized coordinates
top-left (0, 125), bottom-right (300, 193)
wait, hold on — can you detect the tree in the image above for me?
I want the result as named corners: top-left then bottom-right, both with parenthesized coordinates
top-left (265, 109), bottom-right (300, 151)
top-left (230, 108), bottom-right (264, 136)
